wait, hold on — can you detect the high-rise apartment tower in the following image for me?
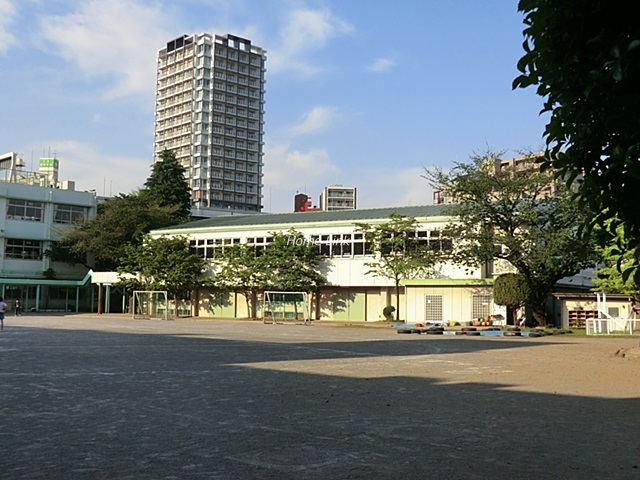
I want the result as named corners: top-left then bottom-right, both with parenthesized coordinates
top-left (154, 33), bottom-right (266, 217)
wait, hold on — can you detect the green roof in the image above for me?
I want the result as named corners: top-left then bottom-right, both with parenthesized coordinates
top-left (156, 204), bottom-right (454, 233)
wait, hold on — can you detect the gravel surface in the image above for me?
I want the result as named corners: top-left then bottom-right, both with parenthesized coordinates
top-left (1, 315), bottom-right (639, 479)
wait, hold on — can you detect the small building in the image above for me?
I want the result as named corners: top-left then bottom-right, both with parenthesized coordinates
top-left (294, 193), bottom-right (321, 212)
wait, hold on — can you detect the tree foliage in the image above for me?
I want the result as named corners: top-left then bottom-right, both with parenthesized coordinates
top-left (513, 0), bottom-right (640, 281)
top-left (215, 229), bottom-right (326, 318)
top-left (356, 214), bottom-right (439, 321)
top-left (260, 230), bottom-right (326, 292)
top-left (215, 243), bottom-right (267, 319)
top-left (423, 148), bottom-right (598, 324)
top-left (592, 222), bottom-right (640, 300)
top-left (51, 193), bottom-right (182, 271)
top-left (143, 149), bottom-right (191, 223)
top-left (494, 273), bottom-right (531, 324)
top-left (52, 149), bottom-right (192, 271)
top-left (117, 235), bottom-right (209, 313)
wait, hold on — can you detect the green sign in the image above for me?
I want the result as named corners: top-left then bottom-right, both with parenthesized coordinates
top-left (39, 158), bottom-right (59, 168)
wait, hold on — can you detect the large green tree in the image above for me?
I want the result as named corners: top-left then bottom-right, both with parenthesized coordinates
top-left (592, 222), bottom-right (640, 301)
top-left (50, 193), bottom-right (181, 271)
top-left (51, 149), bottom-right (192, 271)
top-left (424, 149), bottom-right (598, 325)
top-left (513, 0), bottom-right (640, 281)
top-left (143, 149), bottom-right (192, 223)
top-left (356, 214), bottom-right (439, 322)
top-left (118, 235), bottom-right (209, 315)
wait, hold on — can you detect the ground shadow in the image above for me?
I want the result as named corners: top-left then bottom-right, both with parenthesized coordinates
top-left (0, 322), bottom-right (637, 479)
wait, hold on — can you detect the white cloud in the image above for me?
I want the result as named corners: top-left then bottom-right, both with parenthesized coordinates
top-left (367, 57), bottom-right (396, 73)
top-left (357, 167), bottom-right (435, 209)
top-left (37, 0), bottom-right (174, 99)
top-left (20, 140), bottom-right (151, 196)
top-left (289, 106), bottom-right (345, 136)
top-left (263, 141), bottom-right (342, 212)
top-left (0, 0), bottom-right (18, 55)
top-left (268, 7), bottom-right (354, 76)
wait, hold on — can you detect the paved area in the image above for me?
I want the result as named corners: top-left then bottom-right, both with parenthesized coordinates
top-left (1, 315), bottom-right (639, 479)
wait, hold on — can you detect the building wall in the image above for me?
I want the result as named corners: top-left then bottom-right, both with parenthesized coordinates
top-left (405, 285), bottom-right (494, 324)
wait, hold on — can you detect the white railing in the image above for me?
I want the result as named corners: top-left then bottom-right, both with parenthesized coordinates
top-left (586, 318), bottom-right (640, 335)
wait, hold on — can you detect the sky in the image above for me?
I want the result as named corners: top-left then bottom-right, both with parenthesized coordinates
top-left (0, 0), bottom-right (549, 213)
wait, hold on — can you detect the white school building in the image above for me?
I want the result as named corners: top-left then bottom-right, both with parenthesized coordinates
top-left (150, 204), bottom-right (527, 323)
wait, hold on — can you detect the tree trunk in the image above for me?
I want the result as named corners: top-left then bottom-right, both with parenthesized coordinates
top-left (395, 280), bottom-right (402, 322)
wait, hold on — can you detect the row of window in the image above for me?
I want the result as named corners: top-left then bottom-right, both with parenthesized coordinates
top-left (194, 145), bottom-right (261, 160)
top-left (187, 231), bottom-right (451, 260)
top-left (191, 156), bottom-right (260, 172)
top-left (194, 112), bottom-right (260, 131)
top-left (6, 200), bottom-right (88, 224)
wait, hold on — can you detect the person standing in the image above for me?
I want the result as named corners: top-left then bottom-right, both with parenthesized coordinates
top-left (0, 296), bottom-right (7, 330)
top-left (14, 299), bottom-right (21, 316)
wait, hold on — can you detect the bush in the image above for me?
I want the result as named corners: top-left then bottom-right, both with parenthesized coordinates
top-left (382, 305), bottom-right (396, 320)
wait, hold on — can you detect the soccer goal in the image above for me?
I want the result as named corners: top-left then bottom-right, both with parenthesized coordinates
top-left (262, 291), bottom-right (311, 325)
top-left (133, 291), bottom-right (170, 321)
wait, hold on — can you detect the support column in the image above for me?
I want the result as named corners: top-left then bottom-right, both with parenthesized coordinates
top-left (97, 284), bottom-right (104, 314)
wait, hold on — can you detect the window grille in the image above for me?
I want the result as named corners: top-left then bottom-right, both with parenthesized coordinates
top-left (472, 295), bottom-right (492, 319)
top-left (425, 295), bottom-right (443, 322)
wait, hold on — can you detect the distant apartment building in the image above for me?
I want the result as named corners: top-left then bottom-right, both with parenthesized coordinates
top-left (433, 154), bottom-right (555, 205)
top-left (319, 185), bottom-right (356, 211)
top-left (154, 33), bottom-right (267, 217)
top-left (294, 193), bottom-right (321, 212)
top-left (0, 152), bottom-right (97, 312)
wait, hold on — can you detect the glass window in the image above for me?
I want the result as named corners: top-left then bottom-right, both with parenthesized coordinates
top-left (53, 205), bottom-right (87, 224)
top-left (5, 239), bottom-right (43, 260)
top-left (7, 199), bottom-right (44, 222)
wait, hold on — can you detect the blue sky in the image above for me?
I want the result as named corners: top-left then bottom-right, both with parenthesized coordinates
top-left (0, 0), bottom-right (547, 213)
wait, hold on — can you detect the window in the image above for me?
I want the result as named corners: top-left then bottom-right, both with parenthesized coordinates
top-left (54, 205), bottom-right (87, 224)
top-left (7, 199), bottom-right (44, 222)
top-left (472, 295), bottom-right (492, 320)
top-left (425, 295), bottom-right (443, 322)
top-left (5, 239), bottom-right (43, 260)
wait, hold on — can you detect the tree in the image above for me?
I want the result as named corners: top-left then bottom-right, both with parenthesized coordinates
top-left (493, 273), bottom-right (531, 326)
top-left (215, 243), bottom-right (266, 319)
top-left (423, 148), bottom-right (598, 325)
top-left (592, 222), bottom-right (640, 302)
top-left (118, 235), bottom-right (209, 315)
top-left (356, 214), bottom-right (439, 322)
top-left (51, 193), bottom-right (182, 271)
top-left (143, 149), bottom-right (192, 223)
top-left (52, 149), bottom-right (192, 271)
top-left (513, 0), bottom-right (640, 281)
top-left (214, 229), bottom-right (326, 319)
top-left (259, 230), bottom-right (326, 293)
